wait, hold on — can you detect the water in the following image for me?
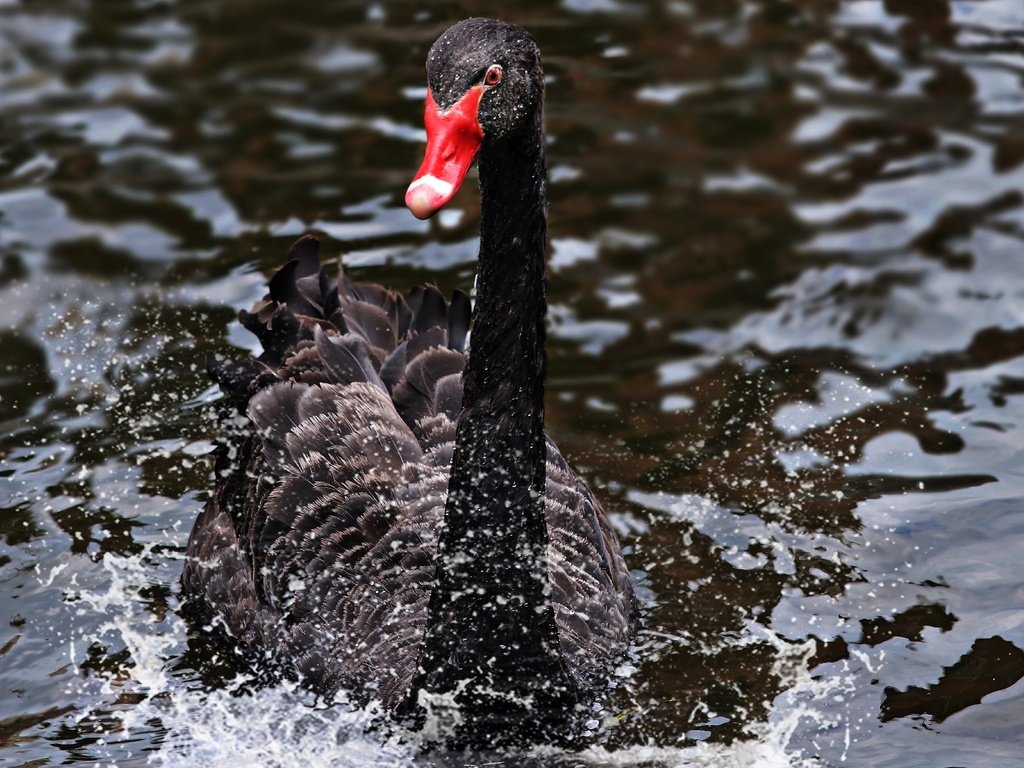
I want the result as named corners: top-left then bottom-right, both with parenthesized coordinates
top-left (2, 0), bottom-right (1024, 764)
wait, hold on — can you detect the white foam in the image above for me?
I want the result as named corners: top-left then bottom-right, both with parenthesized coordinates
top-left (62, 548), bottom-right (855, 766)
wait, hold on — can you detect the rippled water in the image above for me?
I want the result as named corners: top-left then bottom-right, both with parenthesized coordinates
top-left (3, 1), bottom-right (1024, 765)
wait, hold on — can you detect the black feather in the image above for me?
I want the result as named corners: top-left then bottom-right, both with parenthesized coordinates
top-left (185, 238), bottom-right (634, 725)
top-left (313, 326), bottom-right (385, 391)
top-left (184, 17), bottom-right (636, 750)
top-left (448, 289), bottom-right (471, 351)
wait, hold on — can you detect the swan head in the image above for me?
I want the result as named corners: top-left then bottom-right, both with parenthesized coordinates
top-left (406, 19), bottom-right (543, 219)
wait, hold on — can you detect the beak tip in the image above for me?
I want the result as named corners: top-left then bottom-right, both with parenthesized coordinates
top-left (405, 187), bottom-right (437, 220)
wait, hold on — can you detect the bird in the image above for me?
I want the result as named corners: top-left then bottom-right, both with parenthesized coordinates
top-left (182, 17), bottom-right (636, 748)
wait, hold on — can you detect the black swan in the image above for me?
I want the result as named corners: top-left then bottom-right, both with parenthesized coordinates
top-left (182, 18), bottom-right (636, 746)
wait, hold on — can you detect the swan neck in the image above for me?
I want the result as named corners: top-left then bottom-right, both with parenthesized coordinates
top-left (472, 129), bottom-right (548, 413)
top-left (410, 116), bottom-right (578, 728)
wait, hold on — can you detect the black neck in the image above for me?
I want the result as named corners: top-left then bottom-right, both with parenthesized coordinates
top-left (467, 124), bottom-right (549, 444)
top-left (409, 112), bottom-right (580, 743)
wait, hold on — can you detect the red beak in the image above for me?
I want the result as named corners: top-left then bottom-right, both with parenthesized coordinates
top-left (405, 87), bottom-right (485, 220)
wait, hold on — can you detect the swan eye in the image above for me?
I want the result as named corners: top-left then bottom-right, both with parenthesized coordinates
top-left (484, 65), bottom-right (502, 86)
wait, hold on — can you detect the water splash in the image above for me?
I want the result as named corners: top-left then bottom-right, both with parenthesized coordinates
top-left (61, 547), bottom-right (850, 767)
top-left (66, 549), bottom-right (419, 766)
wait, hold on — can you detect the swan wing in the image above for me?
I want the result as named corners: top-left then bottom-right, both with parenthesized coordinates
top-left (184, 236), bottom-right (634, 706)
top-left (184, 236), bottom-right (466, 705)
top-left (545, 441), bottom-right (637, 686)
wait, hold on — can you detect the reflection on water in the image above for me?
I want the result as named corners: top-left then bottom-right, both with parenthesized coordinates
top-left (2, 0), bottom-right (1024, 765)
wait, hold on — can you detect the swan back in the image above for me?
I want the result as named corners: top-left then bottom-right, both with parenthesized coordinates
top-left (183, 236), bottom-right (635, 727)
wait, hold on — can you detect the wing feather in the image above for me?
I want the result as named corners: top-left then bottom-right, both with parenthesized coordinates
top-left (183, 236), bottom-right (635, 710)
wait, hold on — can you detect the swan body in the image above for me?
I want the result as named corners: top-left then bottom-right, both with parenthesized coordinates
top-left (183, 18), bottom-right (635, 746)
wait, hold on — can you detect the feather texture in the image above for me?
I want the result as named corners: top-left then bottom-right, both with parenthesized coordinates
top-left (183, 236), bottom-right (634, 713)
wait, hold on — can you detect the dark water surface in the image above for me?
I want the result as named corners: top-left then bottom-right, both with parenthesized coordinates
top-left (3, 0), bottom-right (1024, 765)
